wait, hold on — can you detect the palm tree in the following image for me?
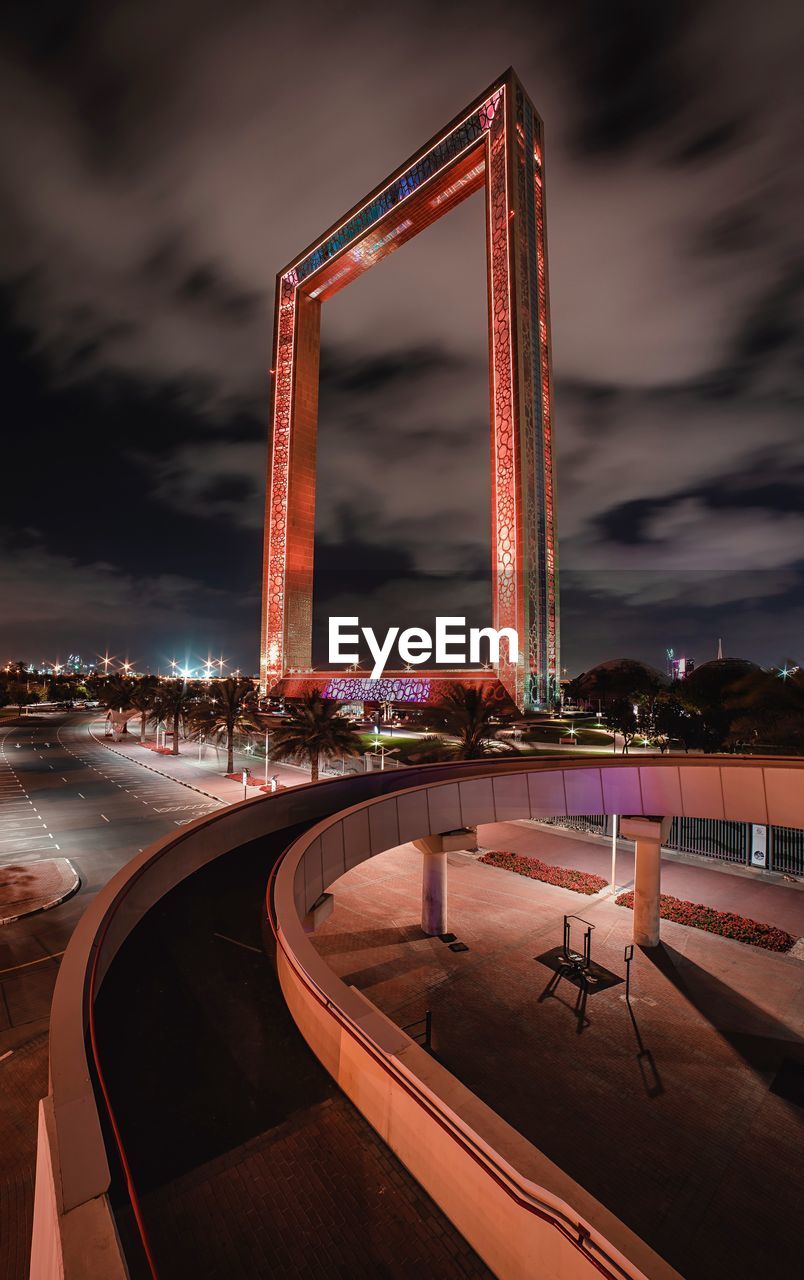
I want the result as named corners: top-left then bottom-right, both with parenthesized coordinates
top-left (153, 679), bottom-right (200, 755)
top-left (98, 673), bottom-right (135, 737)
top-left (267, 690), bottom-right (362, 782)
top-left (128, 676), bottom-right (159, 744)
top-left (100, 674), bottom-right (133, 711)
top-left (422, 684), bottom-right (510, 760)
top-left (190, 677), bottom-right (260, 774)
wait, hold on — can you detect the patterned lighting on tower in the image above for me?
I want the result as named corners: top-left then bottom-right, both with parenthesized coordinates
top-left (260, 68), bottom-right (559, 710)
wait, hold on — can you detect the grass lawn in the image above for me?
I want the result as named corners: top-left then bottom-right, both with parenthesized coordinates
top-left (358, 732), bottom-right (424, 763)
top-left (518, 723), bottom-right (614, 747)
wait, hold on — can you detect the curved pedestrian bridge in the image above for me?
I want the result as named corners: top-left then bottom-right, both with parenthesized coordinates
top-left (32, 757), bottom-right (804, 1279)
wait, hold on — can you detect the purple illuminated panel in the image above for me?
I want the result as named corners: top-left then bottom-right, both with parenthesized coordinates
top-left (323, 677), bottom-right (432, 703)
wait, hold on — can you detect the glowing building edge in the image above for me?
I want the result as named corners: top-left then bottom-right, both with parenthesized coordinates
top-left (260, 68), bottom-right (560, 711)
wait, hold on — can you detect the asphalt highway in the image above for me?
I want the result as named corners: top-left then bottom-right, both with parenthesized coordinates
top-left (0, 712), bottom-right (222, 1052)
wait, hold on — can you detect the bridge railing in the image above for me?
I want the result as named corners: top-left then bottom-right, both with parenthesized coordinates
top-left (32, 755), bottom-right (804, 1279)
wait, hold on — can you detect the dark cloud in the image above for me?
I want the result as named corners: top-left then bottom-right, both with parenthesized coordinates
top-left (176, 264), bottom-right (261, 324)
top-left (672, 117), bottom-right (745, 165)
top-left (0, 0), bottom-right (802, 673)
top-left (555, 0), bottom-right (694, 154)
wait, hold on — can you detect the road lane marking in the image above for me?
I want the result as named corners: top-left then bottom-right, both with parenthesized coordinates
top-left (213, 933), bottom-right (262, 954)
top-left (0, 834), bottom-right (53, 847)
top-left (0, 950), bottom-right (66, 977)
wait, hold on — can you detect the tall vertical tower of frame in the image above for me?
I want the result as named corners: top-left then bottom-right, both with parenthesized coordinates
top-left (260, 68), bottom-right (559, 710)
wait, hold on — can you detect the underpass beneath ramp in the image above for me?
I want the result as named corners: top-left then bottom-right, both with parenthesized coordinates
top-left (93, 831), bottom-right (492, 1279)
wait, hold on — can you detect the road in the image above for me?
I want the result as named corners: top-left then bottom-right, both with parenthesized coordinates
top-left (0, 712), bottom-right (222, 1052)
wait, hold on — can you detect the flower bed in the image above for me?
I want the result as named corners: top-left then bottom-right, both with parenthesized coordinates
top-left (479, 850), bottom-right (608, 895)
top-left (226, 770), bottom-right (262, 786)
top-left (614, 891), bottom-right (795, 952)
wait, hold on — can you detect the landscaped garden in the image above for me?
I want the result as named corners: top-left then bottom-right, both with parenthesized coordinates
top-left (479, 849), bottom-right (608, 895)
top-left (614, 890), bottom-right (796, 952)
top-left (357, 732), bottom-right (423, 763)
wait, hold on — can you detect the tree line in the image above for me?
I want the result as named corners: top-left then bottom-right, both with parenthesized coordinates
top-left (566, 658), bottom-right (804, 754)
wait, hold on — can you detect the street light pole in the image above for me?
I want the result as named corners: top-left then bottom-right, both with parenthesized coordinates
top-left (611, 814), bottom-right (618, 892)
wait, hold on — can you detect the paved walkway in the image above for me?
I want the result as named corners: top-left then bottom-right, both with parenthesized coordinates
top-left (141, 1095), bottom-right (488, 1279)
top-left (496, 822), bottom-right (804, 936)
top-left (311, 836), bottom-right (804, 1280)
top-left (88, 720), bottom-right (311, 803)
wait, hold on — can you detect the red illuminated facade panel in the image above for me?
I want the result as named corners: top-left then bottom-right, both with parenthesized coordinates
top-left (261, 68), bottom-right (559, 710)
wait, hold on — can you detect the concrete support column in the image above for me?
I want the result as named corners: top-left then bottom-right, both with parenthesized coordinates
top-left (421, 848), bottom-right (448, 936)
top-left (619, 816), bottom-right (672, 948)
top-left (633, 834), bottom-right (662, 947)
top-left (412, 829), bottom-right (476, 937)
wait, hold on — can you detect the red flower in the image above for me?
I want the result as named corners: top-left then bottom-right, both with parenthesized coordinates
top-left (614, 891), bottom-right (794, 952)
top-left (480, 851), bottom-right (607, 895)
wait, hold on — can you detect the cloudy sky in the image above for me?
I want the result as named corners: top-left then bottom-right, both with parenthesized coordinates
top-left (1, 0), bottom-right (801, 676)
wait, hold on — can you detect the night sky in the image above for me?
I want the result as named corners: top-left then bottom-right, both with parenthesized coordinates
top-left (1, 1), bottom-right (802, 676)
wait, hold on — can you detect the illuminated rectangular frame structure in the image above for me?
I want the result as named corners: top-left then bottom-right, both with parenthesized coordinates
top-left (261, 68), bottom-right (559, 710)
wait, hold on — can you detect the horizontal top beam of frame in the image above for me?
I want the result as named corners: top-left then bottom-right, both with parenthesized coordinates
top-left (278, 68), bottom-right (514, 290)
top-left (301, 145), bottom-right (488, 303)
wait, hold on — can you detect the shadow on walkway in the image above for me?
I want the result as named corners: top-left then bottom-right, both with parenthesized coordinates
top-left (642, 942), bottom-right (803, 1076)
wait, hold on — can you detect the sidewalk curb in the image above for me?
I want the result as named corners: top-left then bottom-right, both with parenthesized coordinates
top-left (0, 858), bottom-right (81, 925)
top-left (88, 723), bottom-right (227, 805)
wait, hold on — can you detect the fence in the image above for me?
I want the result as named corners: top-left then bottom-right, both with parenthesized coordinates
top-left (541, 814), bottom-right (804, 877)
top-left (770, 826), bottom-right (804, 876)
top-left (666, 817), bottom-right (747, 864)
top-left (541, 815), bottom-right (607, 836)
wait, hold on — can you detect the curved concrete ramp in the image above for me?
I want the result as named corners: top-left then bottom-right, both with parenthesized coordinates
top-left (31, 756), bottom-right (804, 1279)
top-left (93, 833), bottom-right (493, 1278)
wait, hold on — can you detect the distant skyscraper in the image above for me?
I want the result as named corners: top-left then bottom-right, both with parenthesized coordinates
top-left (667, 651), bottom-right (694, 681)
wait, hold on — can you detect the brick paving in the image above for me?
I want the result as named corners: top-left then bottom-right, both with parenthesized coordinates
top-left (312, 828), bottom-right (804, 1280)
top-left (143, 1096), bottom-right (489, 1280)
top-left (0, 1032), bottom-right (48, 1280)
